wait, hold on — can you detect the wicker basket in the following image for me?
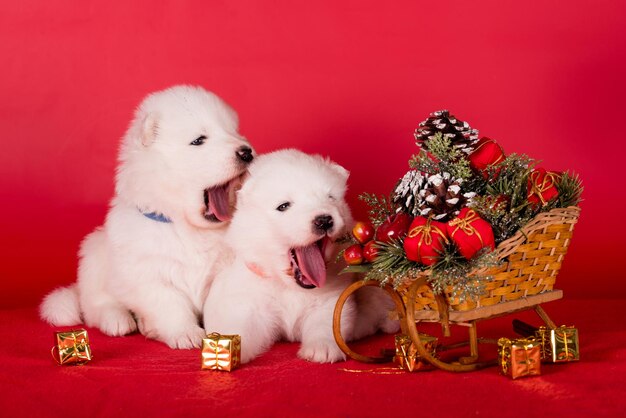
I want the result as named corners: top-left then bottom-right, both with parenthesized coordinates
top-left (397, 206), bottom-right (581, 312)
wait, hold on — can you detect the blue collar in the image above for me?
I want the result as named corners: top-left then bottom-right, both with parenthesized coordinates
top-left (139, 209), bottom-right (172, 223)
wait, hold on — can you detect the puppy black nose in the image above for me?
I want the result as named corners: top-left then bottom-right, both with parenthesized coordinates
top-left (313, 215), bottom-right (334, 232)
top-left (236, 146), bottom-right (254, 163)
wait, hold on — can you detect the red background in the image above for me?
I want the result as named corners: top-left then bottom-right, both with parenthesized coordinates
top-left (1, 1), bottom-right (624, 308)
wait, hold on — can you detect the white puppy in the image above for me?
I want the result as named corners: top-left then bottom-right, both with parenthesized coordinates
top-left (203, 149), bottom-right (396, 363)
top-left (40, 85), bottom-right (254, 348)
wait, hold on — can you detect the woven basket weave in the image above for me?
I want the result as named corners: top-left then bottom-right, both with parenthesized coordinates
top-left (398, 206), bottom-right (581, 312)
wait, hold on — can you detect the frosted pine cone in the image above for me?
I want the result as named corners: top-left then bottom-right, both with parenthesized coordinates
top-left (394, 171), bottom-right (476, 221)
top-left (415, 110), bottom-right (480, 154)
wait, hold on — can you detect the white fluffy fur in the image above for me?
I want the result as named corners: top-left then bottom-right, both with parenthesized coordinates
top-left (203, 149), bottom-right (397, 363)
top-left (40, 85), bottom-right (254, 348)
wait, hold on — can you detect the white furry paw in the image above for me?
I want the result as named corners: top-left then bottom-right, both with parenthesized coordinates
top-left (298, 341), bottom-right (346, 363)
top-left (98, 309), bottom-right (138, 336)
top-left (164, 325), bottom-right (206, 349)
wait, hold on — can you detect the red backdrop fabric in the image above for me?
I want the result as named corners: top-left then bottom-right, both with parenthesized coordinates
top-left (1, 1), bottom-right (624, 306)
top-left (2, 2), bottom-right (626, 416)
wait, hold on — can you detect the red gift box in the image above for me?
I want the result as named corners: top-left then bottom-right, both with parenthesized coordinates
top-left (468, 137), bottom-right (505, 178)
top-left (447, 208), bottom-right (495, 260)
top-left (527, 168), bottom-right (560, 207)
top-left (403, 217), bottom-right (449, 266)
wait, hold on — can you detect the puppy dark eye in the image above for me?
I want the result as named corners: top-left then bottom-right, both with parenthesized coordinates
top-left (190, 135), bottom-right (207, 146)
top-left (276, 202), bottom-right (291, 212)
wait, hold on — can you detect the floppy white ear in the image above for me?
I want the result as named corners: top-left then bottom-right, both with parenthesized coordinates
top-left (329, 161), bottom-right (350, 183)
top-left (141, 113), bottom-right (159, 147)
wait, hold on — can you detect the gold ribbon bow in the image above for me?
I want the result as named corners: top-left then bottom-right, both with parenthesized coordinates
top-left (528, 171), bottom-right (560, 206)
top-left (407, 219), bottom-right (448, 246)
top-left (448, 209), bottom-right (484, 246)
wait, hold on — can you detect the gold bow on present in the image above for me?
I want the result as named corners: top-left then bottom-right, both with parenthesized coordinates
top-left (407, 219), bottom-right (448, 246)
top-left (448, 209), bottom-right (484, 246)
top-left (201, 333), bottom-right (241, 372)
top-left (51, 329), bottom-right (92, 365)
top-left (528, 170), bottom-right (560, 206)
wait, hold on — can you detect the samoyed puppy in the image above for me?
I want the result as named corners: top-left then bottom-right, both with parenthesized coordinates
top-left (203, 149), bottom-right (396, 363)
top-left (40, 85), bottom-right (254, 349)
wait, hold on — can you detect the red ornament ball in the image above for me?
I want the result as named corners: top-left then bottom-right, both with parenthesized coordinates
top-left (343, 244), bottom-right (364, 265)
top-left (375, 212), bottom-right (412, 243)
top-left (352, 221), bottom-right (375, 244)
top-left (362, 240), bottom-right (380, 263)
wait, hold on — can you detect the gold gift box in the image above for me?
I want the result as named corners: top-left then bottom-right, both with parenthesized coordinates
top-left (498, 337), bottom-right (541, 379)
top-left (52, 329), bottom-right (92, 366)
top-left (536, 326), bottom-right (579, 363)
top-left (201, 333), bottom-right (241, 371)
top-left (393, 333), bottom-right (438, 372)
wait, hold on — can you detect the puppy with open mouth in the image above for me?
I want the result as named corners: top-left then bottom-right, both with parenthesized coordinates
top-left (40, 85), bottom-right (254, 348)
top-left (203, 149), bottom-right (397, 363)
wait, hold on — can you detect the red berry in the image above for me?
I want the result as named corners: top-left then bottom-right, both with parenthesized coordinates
top-left (362, 240), bottom-right (379, 263)
top-left (375, 213), bottom-right (413, 243)
top-left (343, 244), bottom-right (364, 265)
top-left (352, 221), bottom-right (375, 244)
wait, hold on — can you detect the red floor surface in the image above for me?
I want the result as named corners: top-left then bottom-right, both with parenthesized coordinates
top-left (1, 298), bottom-right (624, 417)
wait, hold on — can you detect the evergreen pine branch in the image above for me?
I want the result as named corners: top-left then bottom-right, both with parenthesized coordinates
top-left (364, 239), bottom-right (427, 287)
top-left (409, 132), bottom-right (473, 180)
top-left (429, 245), bottom-right (500, 302)
top-left (358, 193), bottom-right (394, 227)
top-left (409, 150), bottom-right (439, 174)
top-left (556, 171), bottom-right (584, 207)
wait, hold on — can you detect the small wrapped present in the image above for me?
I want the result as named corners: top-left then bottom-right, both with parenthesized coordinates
top-left (536, 326), bottom-right (580, 363)
top-left (447, 208), bottom-right (495, 260)
top-left (527, 168), bottom-right (560, 207)
top-left (468, 136), bottom-right (506, 178)
top-left (403, 217), bottom-right (448, 266)
top-left (393, 333), bottom-right (438, 372)
top-left (201, 333), bottom-right (241, 371)
top-left (512, 320), bottom-right (580, 363)
top-left (497, 337), bottom-right (541, 379)
top-left (51, 329), bottom-right (92, 365)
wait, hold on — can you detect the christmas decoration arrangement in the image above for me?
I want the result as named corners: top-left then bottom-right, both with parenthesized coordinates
top-left (51, 329), bottom-right (92, 365)
top-left (201, 332), bottom-right (241, 371)
top-left (342, 109), bottom-right (583, 304)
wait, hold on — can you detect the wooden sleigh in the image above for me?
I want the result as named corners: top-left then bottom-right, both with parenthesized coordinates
top-left (332, 206), bottom-right (580, 372)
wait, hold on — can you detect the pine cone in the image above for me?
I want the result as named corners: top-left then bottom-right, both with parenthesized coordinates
top-left (415, 110), bottom-right (480, 154)
top-left (394, 171), bottom-right (476, 221)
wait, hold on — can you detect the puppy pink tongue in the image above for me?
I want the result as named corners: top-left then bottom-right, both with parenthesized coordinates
top-left (206, 184), bottom-right (231, 222)
top-left (295, 244), bottom-right (326, 288)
